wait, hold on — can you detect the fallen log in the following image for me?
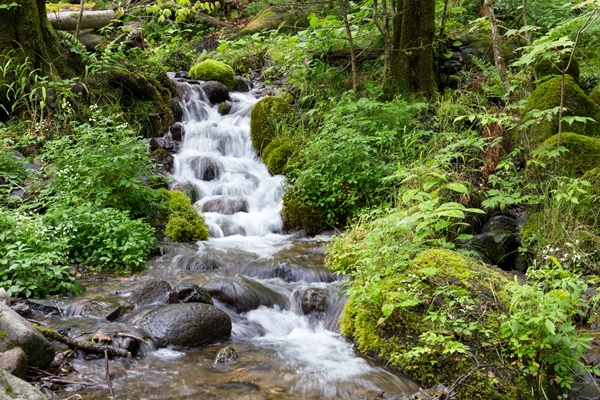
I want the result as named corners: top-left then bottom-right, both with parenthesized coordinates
top-left (48, 10), bottom-right (114, 31)
top-left (36, 326), bottom-right (131, 358)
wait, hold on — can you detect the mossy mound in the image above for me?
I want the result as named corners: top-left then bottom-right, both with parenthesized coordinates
top-left (189, 60), bottom-right (234, 90)
top-left (262, 137), bottom-right (297, 176)
top-left (340, 248), bottom-right (527, 399)
top-left (238, 6), bottom-right (309, 36)
top-left (590, 88), bottom-right (600, 107)
top-left (108, 71), bottom-right (175, 138)
top-left (538, 132), bottom-right (600, 177)
top-left (281, 196), bottom-right (327, 235)
top-left (534, 54), bottom-right (580, 84)
top-left (521, 75), bottom-right (600, 148)
top-left (249, 96), bottom-right (291, 154)
top-left (163, 190), bottom-right (209, 242)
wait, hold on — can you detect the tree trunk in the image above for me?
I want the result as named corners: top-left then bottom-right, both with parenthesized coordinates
top-left (47, 10), bottom-right (115, 31)
top-left (0, 0), bottom-right (80, 117)
top-left (382, 0), bottom-right (437, 97)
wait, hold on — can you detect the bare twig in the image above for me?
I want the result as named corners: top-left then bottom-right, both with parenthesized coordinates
top-left (114, 332), bottom-right (148, 345)
top-left (36, 326), bottom-right (131, 358)
top-left (105, 350), bottom-right (115, 399)
top-left (75, 0), bottom-right (85, 37)
top-left (53, 299), bottom-right (64, 317)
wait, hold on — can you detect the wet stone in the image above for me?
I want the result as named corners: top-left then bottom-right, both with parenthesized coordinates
top-left (80, 300), bottom-right (133, 321)
top-left (202, 197), bottom-right (249, 215)
top-left (201, 81), bottom-right (230, 104)
top-left (128, 279), bottom-right (176, 307)
top-left (201, 275), bottom-right (288, 313)
top-left (190, 156), bottom-right (224, 181)
top-left (300, 288), bottom-right (329, 315)
top-left (177, 253), bottom-right (222, 271)
top-left (214, 345), bottom-right (239, 365)
top-left (10, 302), bottom-right (32, 318)
top-left (0, 347), bottom-right (27, 378)
top-left (172, 283), bottom-right (213, 305)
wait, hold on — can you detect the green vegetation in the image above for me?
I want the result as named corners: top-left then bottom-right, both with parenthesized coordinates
top-left (189, 60), bottom-right (235, 90)
top-left (2, 0), bottom-right (600, 397)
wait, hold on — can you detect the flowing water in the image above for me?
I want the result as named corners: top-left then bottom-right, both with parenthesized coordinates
top-left (43, 79), bottom-right (419, 399)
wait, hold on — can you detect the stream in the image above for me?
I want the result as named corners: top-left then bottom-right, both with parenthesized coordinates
top-left (36, 79), bottom-right (419, 399)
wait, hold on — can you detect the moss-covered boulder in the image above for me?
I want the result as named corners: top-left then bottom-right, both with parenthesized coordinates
top-left (189, 60), bottom-right (234, 90)
top-left (534, 54), bottom-right (580, 84)
top-left (457, 35), bottom-right (513, 66)
top-left (590, 88), bottom-right (600, 107)
top-left (537, 132), bottom-right (600, 177)
top-left (521, 76), bottom-right (600, 148)
top-left (249, 96), bottom-right (290, 154)
top-left (162, 190), bottom-right (209, 242)
top-left (340, 248), bottom-right (526, 399)
top-left (238, 6), bottom-right (309, 36)
top-left (281, 195), bottom-right (326, 235)
top-left (261, 137), bottom-right (297, 176)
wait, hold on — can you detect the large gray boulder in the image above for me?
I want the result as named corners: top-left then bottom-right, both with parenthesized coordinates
top-left (0, 368), bottom-right (46, 399)
top-left (0, 303), bottom-right (54, 368)
top-left (140, 303), bottom-right (231, 347)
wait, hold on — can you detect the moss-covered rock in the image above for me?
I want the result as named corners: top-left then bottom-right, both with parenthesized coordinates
top-left (262, 138), bottom-right (297, 176)
top-left (534, 54), bottom-right (580, 84)
top-left (238, 6), bottom-right (309, 36)
top-left (537, 132), bottom-right (600, 177)
top-left (249, 96), bottom-right (290, 154)
top-left (590, 88), bottom-right (600, 107)
top-left (189, 60), bottom-right (234, 90)
top-left (281, 196), bottom-right (327, 235)
top-left (458, 35), bottom-right (513, 66)
top-left (521, 76), bottom-right (600, 148)
top-left (161, 190), bottom-right (209, 242)
top-left (340, 248), bottom-right (527, 399)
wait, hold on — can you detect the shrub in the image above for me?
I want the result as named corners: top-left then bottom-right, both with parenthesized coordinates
top-left (41, 111), bottom-right (161, 218)
top-left (0, 208), bottom-right (80, 298)
top-left (249, 96), bottom-right (291, 154)
top-left (189, 59), bottom-right (235, 90)
top-left (521, 76), bottom-right (600, 148)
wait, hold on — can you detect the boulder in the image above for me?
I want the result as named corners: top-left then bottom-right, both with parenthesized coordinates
top-left (481, 215), bottom-right (518, 233)
top-left (170, 122), bottom-right (185, 141)
top-left (150, 148), bottom-right (175, 175)
top-left (78, 300), bottom-right (133, 321)
top-left (9, 303), bottom-right (31, 318)
top-left (0, 369), bottom-right (46, 400)
top-left (177, 253), bottom-right (222, 271)
top-left (172, 283), bottom-right (213, 305)
top-left (201, 275), bottom-right (288, 313)
top-left (462, 231), bottom-right (518, 270)
top-left (214, 345), bottom-right (238, 365)
top-left (0, 347), bottom-right (27, 378)
top-left (300, 288), bottom-right (328, 315)
top-left (128, 279), bottom-right (175, 307)
top-left (189, 60), bottom-right (235, 90)
top-left (140, 303), bottom-right (231, 347)
top-left (189, 156), bottom-right (223, 181)
top-left (0, 303), bottom-right (54, 368)
top-left (532, 132), bottom-right (600, 177)
top-left (249, 96), bottom-right (291, 154)
top-left (202, 197), bottom-right (249, 215)
top-left (233, 77), bottom-right (252, 93)
top-left (201, 81), bottom-right (230, 104)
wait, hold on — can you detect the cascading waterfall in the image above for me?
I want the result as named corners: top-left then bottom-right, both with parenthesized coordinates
top-left (172, 81), bottom-right (285, 237)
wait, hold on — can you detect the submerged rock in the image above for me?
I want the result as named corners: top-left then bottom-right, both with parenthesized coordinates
top-left (300, 288), bottom-right (329, 315)
top-left (201, 81), bottom-right (230, 104)
top-left (190, 156), bottom-right (224, 181)
top-left (0, 303), bottom-right (54, 368)
top-left (78, 300), bottom-right (133, 321)
top-left (177, 253), bottom-right (223, 271)
top-left (140, 303), bottom-right (231, 347)
top-left (202, 197), bottom-right (249, 215)
top-left (214, 345), bottom-right (238, 365)
top-left (202, 275), bottom-right (289, 313)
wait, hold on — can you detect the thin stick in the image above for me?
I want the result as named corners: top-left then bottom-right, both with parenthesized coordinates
top-left (41, 377), bottom-right (100, 386)
top-left (75, 0), bottom-right (85, 37)
top-left (114, 332), bottom-right (148, 345)
top-left (53, 299), bottom-right (64, 317)
top-left (105, 350), bottom-right (115, 400)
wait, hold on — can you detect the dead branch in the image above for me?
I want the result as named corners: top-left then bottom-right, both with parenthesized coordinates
top-left (36, 326), bottom-right (131, 358)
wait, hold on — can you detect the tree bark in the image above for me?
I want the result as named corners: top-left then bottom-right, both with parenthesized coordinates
top-left (381, 0), bottom-right (437, 97)
top-left (484, 0), bottom-right (510, 95)
top-left (337, 0), bottom-right (357, 90)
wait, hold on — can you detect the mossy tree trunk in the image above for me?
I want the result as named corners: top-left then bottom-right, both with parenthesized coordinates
top-left (0, 0), bottom-right (79, 117)
top-left (0, 0), bottom-right (71, 77)
top-left (380, 0), bottom-right (437, 97)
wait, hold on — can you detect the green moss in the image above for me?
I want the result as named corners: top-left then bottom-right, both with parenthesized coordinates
top-left (539, 132), bottom-right (600, 176)
top-left (339, 248), bottom-right (526, 399)
top-left (281, 197), bottom-right (327, 235)
top-left (189, 60), bottom-right (235, 90)
top-left (163, 190), bottom-right (209, 242)
top-left (46, 3), bottom-right (97, 12)
top-left (459, 35), bottom-right (513, 65)
top-left (521, 76), bottom-right (600, 148)
top-left (534, 54), bottom-right (580, 84)
top-left (266, 142), bottom-right (295, 176)
top-left (249, 97), bottom-right (291, 154)
top-left (238, 6), bottom-right (309, 36)
top-left (590, 88), bottom-right (600, 107)
top-left (0, 329), bottom-right (6, 340)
